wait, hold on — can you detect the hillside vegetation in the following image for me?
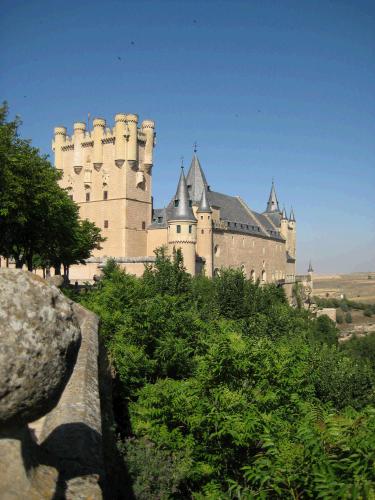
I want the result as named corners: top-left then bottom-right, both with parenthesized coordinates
top-left (77, 249), bottom-right (375, 499)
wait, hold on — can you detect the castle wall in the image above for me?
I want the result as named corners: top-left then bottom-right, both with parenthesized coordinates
top-left (212, 230), bottom-right (287, 282)
top-left (147, 228), bottom-right (168, 255)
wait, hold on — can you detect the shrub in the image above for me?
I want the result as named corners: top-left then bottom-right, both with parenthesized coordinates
top-left (336, 310), bottom-right (344, 324)
top-left (345, 312), bottom-right (353, 323)
top-left (364, 308), bottom-right (373, 318)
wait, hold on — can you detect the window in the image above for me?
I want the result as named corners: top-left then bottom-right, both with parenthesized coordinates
top-left (174, 199), bottom-right (179, 207)
top-left (189, 225), bottom-right (192, 233)
top-left (189, 200), bottom-right (192, 207)
top-left (86, 192), bottom-right (90, 202)
top-left (142, 221), bottom-right (146, 230)
top-left (104, 220), bottom-right (109, 228)
top-left (157, 216), bottom-right (163, 223)
top-left (200, 216), bottom-right (203, 220)
top-left (208, 216), bottom-right (210, 219)
top-left (103, 191), bottom-right (108, 200)
top-left (201, 229), bottom-right (204, 234)
top-left (177, 225), bottom-right (181, 233)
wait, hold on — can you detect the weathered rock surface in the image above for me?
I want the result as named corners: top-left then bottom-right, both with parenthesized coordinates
top-left (0, 269), bottom-right (81, 427)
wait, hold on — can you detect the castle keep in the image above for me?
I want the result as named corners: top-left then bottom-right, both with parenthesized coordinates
top-left (54, 114), bottom-right (296, 284)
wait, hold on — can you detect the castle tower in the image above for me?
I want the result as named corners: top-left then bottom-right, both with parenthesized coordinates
top-left (196, 186), bottom-right (213, 277)
top-left (279, 206), bottom-right (289, 251)
top-left (266, 180), bottom-right (280, 213)
top-left (167, 167), bottom-right (197, 275)
top-left (288, 207), bottom-right (296, 259)
top-left (53, 113), bottom-right (156, 265)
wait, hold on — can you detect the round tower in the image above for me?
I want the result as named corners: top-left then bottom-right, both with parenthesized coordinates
top-left (141, 119), bottom-right (155, 171)
top-left (126, 113), bottom-right (138, 165)
top-left (279, 206), bottom-right (289, 252)
top-left (53, 126), bottom-right (67, 170)
top-left (73, 122), bottom-right (86, 169)
top-left (288, 208), bottom-right (296, 259)
top-left (114, 113), bottom-right (127, 167)
top-left (93, 118), bottom-right (105, 169)
top-left (167, 167), bottom-right (197, 275)
top-left (196, 187), bottom-right (213, 277)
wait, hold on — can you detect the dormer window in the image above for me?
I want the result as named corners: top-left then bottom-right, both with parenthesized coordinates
top-left (158, 216), bottom-right (163, 223)
top-left (174, 199), bottom-right (179, 207)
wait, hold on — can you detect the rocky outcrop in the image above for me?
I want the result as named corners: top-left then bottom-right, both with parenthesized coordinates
top-left (0, 270), bottom-right (103, 499)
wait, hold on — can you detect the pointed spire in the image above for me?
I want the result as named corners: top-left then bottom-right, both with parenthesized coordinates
top-left (281, 206), bottom-right (288, 220)
top-left (308, 261), bottom-right (314, 273)
top-left (289, 207), bottom-right (296, 222)
top-left (197, 186), bottom-right (212, 213)
top-left (186, 153), bottom-right (209, 203)
top-left (168, 167), bottom-right (196, 221)
top-left (266, 179), bottom-right (280, 213)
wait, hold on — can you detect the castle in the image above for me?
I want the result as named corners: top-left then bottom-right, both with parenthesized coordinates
top-left (54, 113), bottom-right (296, 287)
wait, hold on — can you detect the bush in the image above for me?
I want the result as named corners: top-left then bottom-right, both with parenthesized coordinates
top-left (364, 308), bottom-right (373, 318)
top-left (345, 312), bottom-right (353, 323)
top-left (336, 310), bottom-right (344, 324)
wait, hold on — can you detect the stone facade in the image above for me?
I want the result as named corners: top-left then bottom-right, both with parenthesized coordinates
top-left (54, 114), bottom-right (297, 285)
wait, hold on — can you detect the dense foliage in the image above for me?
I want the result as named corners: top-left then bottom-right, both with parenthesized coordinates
top-left (0, 102), bottom-right (104, 274)
top-left (80, 251), bottom-right (375, 499)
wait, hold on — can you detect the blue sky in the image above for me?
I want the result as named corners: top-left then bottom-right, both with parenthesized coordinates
top-left (1, 0), bottom-right (374, 273)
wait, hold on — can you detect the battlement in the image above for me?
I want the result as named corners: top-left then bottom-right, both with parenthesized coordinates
top-left (52, 113), bottom-right (155, 170)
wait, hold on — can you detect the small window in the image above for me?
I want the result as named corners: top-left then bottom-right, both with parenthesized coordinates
top-left (189, 225), bottom-right (192, 234)
top-left (104, 220), bottom-right (109, 228)
top-left (187, 184), bottom-right (192, 189)
top-left (177, 225), bottom-right (181, 233)
top-left (208, 216), bottom-right (210, 220)
top-left (200, 215), bottom-right (203, 220)
top-left (174, 199), bottom-right (179, 207)
top-left (103, 191), bottom-right (108, 200)
top-left (201, 229), bottom-right (204, 234)
top-left (189, 200), bottom-right (192, 207)
top-left (86, 192), bottom-right (90, 202)
top-left (142, 221), bottom-right (146, 230)
top-left (157, 216), bottom-right (163, 223)
top-left (228, 222), bottom-right (231, 227)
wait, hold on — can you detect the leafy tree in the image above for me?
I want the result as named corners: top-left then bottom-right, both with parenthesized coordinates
top-left (0, 102), bottom-right (103, 274)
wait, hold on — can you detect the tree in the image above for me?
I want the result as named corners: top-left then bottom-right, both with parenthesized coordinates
top-left (0, 102), bottom-right (104, 274)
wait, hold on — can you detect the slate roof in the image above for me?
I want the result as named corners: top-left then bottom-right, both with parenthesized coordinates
top-left (168, 168), bottom-right (196, 221)
top-left (149, 154), bottom-right (285, 241)
top-left (266, 180), bottom-right (280, 213)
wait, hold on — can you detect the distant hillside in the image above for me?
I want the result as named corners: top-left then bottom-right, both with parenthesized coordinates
top-left (314, 272), bottom-right (375, 304)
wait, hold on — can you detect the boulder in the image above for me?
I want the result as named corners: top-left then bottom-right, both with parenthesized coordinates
top-left (0, 269), bottom-right (81, 428)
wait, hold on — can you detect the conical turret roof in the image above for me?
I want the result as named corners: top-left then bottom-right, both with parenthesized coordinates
top-left (281, 206), bottom-right (288, 220)
top-left (289, 207), bottom-right (296, 222)
top-left (266, 180), bottom-right (280, 213)
top-left (308, 261), bottom-right (314, 273)
top-left (197, 186), bottom-right (212, 213)
top-left (168, 168), bottom-right (196, 222)
top-left (186, 154), bottom-right (209, 203)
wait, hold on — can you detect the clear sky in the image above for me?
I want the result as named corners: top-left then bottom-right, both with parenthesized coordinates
top-left (1, 0), bottom-right (374, 274)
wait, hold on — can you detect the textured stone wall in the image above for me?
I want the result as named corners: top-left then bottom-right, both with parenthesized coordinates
top-left (29, 304), bottom-right (104, 499)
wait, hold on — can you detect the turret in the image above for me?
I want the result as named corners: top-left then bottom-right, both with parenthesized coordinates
top-left (126, 113), bottom-right (138, 165)
top-left (266, 180), bottom-right (280, 213)
top-left (279, 206), bottom-right (289, 251)
top-left (288, 207), bottom-right (296, 259)
top-left (141, 119), bottom-right (155, 171)
top-left (196, 187), bottom-right (213, 277)
top-left (114, 113), bottom-right (127, 167)
top-left (73, 122), bottom-right (86, 170)
top-left (53, 126), bottom-right (67, 170)
top-left (93, 118), bottom-right (105, 169)
top-left (167, 167), bottom-right (197, 275)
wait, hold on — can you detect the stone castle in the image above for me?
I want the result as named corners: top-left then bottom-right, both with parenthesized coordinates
top-left (54, 113), bottom-right (296, 285)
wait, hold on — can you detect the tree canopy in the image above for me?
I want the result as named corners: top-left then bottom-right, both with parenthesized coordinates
top-left (0, 102), bottom-right (104, 273)
top-left (78, 251), bottom-right (375, 499)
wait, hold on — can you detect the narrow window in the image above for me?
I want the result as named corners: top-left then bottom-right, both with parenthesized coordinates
top-left (200, 216), bottom-right (203, 220)
top-left (103, 191), bottom-right (108, 200)
top-left (142, 221), bottom-right (146, 230)
top-left (86, 192), bottom-right (90, 202)
top-left (208, 216), bottom-right (210, 220)
top-left (104, 220), bottom-right (109, 228)
top-left (177, 225), bottom-right (181, 233)
top-left (174, 199), bottom-right (179, 207)
top-left (157, 216), bottom-right (163, 223)
top-left (189, 200), bottom-right (192, 207)
top-left (201, 229), bottom-right (204, 234)
top-left (189, 225), bottom-right (192, 234)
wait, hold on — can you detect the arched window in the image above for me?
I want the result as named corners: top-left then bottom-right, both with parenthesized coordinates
top-left (261, 270), bottom-right (266, 283)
